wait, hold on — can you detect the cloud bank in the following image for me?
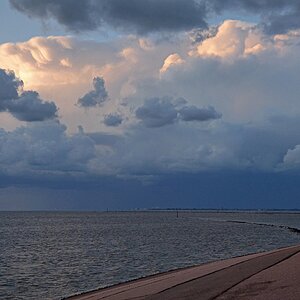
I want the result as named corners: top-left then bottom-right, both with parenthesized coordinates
top-left (1, 17), bottom-right (300, 197)
top-left (0, 121), bottom-right (95, 175)
top-left (10, 0), bottom-right (207, 34)
top-left (10, 0), bottom-right (300, 35)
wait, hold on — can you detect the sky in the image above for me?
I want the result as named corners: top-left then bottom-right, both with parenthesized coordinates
top-left (1, 0), bottom-right (300, 210)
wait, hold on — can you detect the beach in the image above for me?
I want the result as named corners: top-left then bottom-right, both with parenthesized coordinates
top-left (67, 244), bottom-right (300, 300)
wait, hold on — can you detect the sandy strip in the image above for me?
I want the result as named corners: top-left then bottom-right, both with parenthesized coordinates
top-left (66, 244), bottom-right (300, 300)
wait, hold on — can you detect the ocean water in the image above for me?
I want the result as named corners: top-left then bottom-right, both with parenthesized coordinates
top-left (0, 211), bottom-right (300, 300)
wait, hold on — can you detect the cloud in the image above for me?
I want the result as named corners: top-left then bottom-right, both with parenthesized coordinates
top-left (193, 20), bottom-right (267, 59)
top-left (87, 132), bottom-right (122, 146)
top-left (189, 26), bottom-right (219, 44)
top-left (0, 35), bottom-right (124, 94)
top-left (2, 20), bottom-right (300, 184)
top-left (77, 77), bottom-right (108, 107)
top-left (135, 97), bottom-right (178, 128)
top-left (135, 97), bottom-right (221, 128)
top-left (179, 105), bottom-right (221, 122)
top-left (104, 113), bottom-right (123, 127)
top-left (7, 91), bottom-right (58, 122)
top-left (10, 0), bottom-right (300, 36)
top-left (207, 0), bottom-right (300, 35)
top-left (160, 53), bottom-right (184, 74)
top-left (0, 34), bottom-right (184, 132)
top-left (0, 69), bottom-right (58, 121)
top-left (0, 69), bottom-right (23, 105)
top-left (0, 121), bottom-right (95, 175)
top-left (281, 145), bottom-right (300, 169)
top-left (153, 21), bottom-right (300, 125)
top-left (10, 0), bottom-right (207, 34)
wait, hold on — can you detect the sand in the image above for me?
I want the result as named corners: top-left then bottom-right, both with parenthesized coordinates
top-left (66, 244), bottom-right (300, 300)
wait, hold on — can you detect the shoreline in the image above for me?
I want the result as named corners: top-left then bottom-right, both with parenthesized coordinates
top-left (65, 244), bottom-right (300, 300)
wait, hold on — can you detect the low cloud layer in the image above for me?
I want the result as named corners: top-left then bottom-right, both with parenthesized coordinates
top-left (10, 0), bottom-right (300, 35)
top-left (0, 69), bottom-right (58, 121)
top-left (0, 115), bottom-right (299, 182)
top-left (77, 77), bottom-right (108, 108)
top-left (0, 121), bottom-right (95, 175)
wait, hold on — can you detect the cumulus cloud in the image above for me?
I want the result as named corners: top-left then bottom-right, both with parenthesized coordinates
top-left (104, 113), bottom-right (123, 127)
top-left (153, 21), bottom-right (300, 124)
top-left (1, 113), bottom-right (300, 181)
top-left (0, 69), bottom-right (23, 104)
top-left (179, 105), bottom-right (221, 122)
top-left (7, 91), bottom-right (58, 122)
top-left (135, 97), bottom-right (221, 128)
top-left (0, 69), bottom-right (58, 121)
top-left (160, 53), bottom-right (184, 73)
top-left (77, 77), bottom-right (108, 107)
top-left (193, 20), bottom-right (267, 59)
top-left (189, 26), bottom-right (219, 44)
top-left (10, 0), bottom-right (207, 34)
top-left (101, 116), bottom-right (300, 175)
top-left (281, 145), bottom-right (300, 169)
top-left (0, 121), bottom-right (95, 174)
top-left (0, 34), bottom-right (185, 131)
top-left (0, 35), bottom-right (126, 95)
top-left (135, 97), bottom-right (178, 128)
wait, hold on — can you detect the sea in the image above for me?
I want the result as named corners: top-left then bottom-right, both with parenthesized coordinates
top-left (1, 210), bottom-right (300, 300)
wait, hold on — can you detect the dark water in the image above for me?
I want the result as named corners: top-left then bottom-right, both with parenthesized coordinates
top-left (0, 211), bottom-right (300, 300)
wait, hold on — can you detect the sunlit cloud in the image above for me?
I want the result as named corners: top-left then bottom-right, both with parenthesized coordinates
top-left (192, 20), bottom-right (269, 59)
top-left (160, 53), bottom-right (184, 74)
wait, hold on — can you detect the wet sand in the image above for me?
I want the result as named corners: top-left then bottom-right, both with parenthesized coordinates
top-left (66, 244), bottom-right (300, 300)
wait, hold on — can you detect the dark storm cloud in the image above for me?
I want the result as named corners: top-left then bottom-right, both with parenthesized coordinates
top-left (10, 0), bottom-right (207, 34)
top-left (0, 69), bottom-right (58, 121)
top-left (179, 105), bottom-right (221, 122)
top-left (207, 0), bottom-right (300, 34)
top-left (10, 0), bottom-right (97, 31)
top-left (136, 97), bottom-right (221, 128)
top-left (104, 113), bottom-right (123, 127)
top-left (77, 77), bottom-right (108, 108)
top-left (207, 0), bottom-right (290, 12)
top-left (10, 0), bottom-right (300, 35)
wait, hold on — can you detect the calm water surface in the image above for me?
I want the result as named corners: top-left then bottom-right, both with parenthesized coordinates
top-left (0, 211), bottom-right (300, 300)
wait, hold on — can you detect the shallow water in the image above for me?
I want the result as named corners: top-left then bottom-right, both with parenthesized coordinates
top-left (0, 211), bottom-right (299, 300)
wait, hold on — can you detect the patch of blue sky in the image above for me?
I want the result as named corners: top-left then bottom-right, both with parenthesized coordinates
top-left (0, 1), bottom-right (118, 44)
